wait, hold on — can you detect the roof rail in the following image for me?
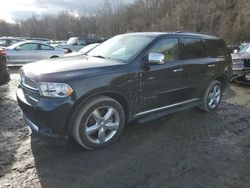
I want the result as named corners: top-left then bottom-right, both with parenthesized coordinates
top-left (174, 31), bottom-right (184, 33)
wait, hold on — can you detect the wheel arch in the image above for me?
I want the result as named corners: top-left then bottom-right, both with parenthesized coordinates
top-left (214, 75), bottom-right (227, 90)
top-left (50, 55), bottom-right (59, 58)
top-left (66, 90), bottom-right (130, 134)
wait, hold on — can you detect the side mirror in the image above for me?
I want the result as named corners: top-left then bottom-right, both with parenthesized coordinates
top-left (147, 53), bottom-right (165, 65)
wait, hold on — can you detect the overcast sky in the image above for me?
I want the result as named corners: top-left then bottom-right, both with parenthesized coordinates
top-left (0, 0), bottom-right (134, 23)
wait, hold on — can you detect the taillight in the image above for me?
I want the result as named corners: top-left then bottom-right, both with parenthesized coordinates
top-left (0, 48), bottom-right (6, 57)
top-left (64, 49), bottom-right (68, 54)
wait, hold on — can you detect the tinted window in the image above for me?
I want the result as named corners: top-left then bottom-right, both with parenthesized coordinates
top-left (205, 39), bottom-right (229, 57)
top-left (40, 44), bottom-right (53, 50)
top-left (182, 38), bottom-right (207, 59)
top-left (19, 43), bottom-right (39, 50)
top-left (149, 38), bottom-right (180, 62)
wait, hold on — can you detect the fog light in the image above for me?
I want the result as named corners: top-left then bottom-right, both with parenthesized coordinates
top-left (246, 73), bottom-right (250, 81)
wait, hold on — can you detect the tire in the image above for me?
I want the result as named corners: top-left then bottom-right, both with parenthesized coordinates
top-left (198, 80), bottom-right (223, 112)
top-left (72, 96), bottom-right (125, 150)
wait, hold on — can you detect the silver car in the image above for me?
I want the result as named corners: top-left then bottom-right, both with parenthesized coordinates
top-left (231, 43), bottom-right (250, 83)
top-left (0, 37), bottom-right (25, 48)
top-left (6, 41), bottom-right (66, 65)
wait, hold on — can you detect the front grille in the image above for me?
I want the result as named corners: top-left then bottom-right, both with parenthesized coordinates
top-left (21, 76), bottom-right (39, 91)
top-left (244, 59), bottom-right (250, 69)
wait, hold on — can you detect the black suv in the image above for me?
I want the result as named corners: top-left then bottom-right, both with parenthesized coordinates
top-left (0, 49), bottom-right (10, 85)
top-left (17, 32), bottom-right (232, 150)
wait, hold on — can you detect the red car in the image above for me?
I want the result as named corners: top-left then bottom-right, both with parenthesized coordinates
top-left (0, 48), bottom-right (10, 85)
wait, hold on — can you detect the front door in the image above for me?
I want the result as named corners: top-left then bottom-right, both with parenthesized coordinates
top-left (141, 37), bottom-right (189, 112)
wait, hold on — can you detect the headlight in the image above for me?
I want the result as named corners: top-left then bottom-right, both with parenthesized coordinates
top-left (39, 82), bottom-right (73, 98)
top-left (232, 59), bottom-right (244, 70)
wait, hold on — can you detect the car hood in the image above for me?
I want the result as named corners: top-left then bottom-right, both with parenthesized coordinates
top-left (231, 52), bottom-right (250, 60)
top-left (22, 56), bottom-right (123, 81)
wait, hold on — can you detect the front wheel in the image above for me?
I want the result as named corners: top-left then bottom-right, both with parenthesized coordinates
top-left (72, 96), bottom-right (125, 150)
top-left (198, 80), bottom-right (223, 112)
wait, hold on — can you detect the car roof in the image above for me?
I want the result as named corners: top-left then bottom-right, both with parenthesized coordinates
top-left (123, 32), bottom-right (220, 40)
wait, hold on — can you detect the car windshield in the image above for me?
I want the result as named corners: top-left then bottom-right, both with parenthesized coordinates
top-left (87, 35), bottom-right (154, 61)
top-left (240, 43), bottom-right (250, 53)
top-left (7, 41), bottom-right (27, 49)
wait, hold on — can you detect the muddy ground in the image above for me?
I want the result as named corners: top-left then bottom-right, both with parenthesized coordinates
top-left (0, 69), bottom-right (250, 188)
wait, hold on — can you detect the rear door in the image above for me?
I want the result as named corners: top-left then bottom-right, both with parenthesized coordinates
top-left (38, 44), bottom-right (56, 60)
top-left (141, 37), bottom-right (189, 112)
top-left (180, 37), bottom-right (211, 99)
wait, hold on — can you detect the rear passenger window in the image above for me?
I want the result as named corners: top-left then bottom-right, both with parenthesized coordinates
top-left (149, 38), bottom-right (180, 62)
top-left (204, 39), bottom-right (229, 57)
top-left (40, 44), bottom-right (53, 50)
top-left (182, 38), bottom-right (207, 59)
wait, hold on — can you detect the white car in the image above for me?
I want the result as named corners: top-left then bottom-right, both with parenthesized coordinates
top-left (6, 41), bottom-right (66, 65)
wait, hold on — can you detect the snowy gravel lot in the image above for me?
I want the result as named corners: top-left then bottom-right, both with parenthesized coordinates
top-left (0, 69), bottom-right (250, 188)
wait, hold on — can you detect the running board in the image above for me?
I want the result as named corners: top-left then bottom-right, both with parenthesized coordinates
top-left (135, 100), bottom-right (201, 124)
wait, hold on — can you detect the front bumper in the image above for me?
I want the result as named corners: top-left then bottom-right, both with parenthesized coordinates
top-left (17, 86), bottom-right (74, 138)
top-left (22, 111), bottom-right (68, 140)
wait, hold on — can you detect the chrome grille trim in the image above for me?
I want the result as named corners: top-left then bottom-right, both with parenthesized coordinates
top-left (21, 76), bottom-right (39, 91)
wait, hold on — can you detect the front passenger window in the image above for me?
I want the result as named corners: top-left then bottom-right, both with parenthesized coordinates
top-left (149, 38), bottom-right (180, 62)
top-left (19, 43), bottom-right (39, 50)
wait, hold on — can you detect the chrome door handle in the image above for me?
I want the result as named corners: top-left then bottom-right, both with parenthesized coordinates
top-left (173, 68), bottom-right (183, 72)
top-left (208, 64), bottom-right (215, 68)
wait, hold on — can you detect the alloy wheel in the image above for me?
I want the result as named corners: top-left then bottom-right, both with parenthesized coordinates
top-left (208, 85), bottom-right (221, 109)
top-left (84, 106), bottom-right (120, 144)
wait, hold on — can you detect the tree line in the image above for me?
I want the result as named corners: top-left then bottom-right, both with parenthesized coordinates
top-left (0, 0), bottom-right (249, 43)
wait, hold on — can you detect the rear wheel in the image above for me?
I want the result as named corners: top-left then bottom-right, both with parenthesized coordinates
top-left (72, 96), bottom-right (125, 150)
top-left (198, 80), bottom-right (222, 112)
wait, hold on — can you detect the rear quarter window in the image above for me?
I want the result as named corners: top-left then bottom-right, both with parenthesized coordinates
top-left (204, 39), bottom-right (229, 57)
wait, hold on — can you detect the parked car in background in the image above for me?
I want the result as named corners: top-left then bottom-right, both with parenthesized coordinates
top-left (5, 41), bottom-right (66, 65)
top-left (49, 40), bottom-right (66, 47)
top-left (231, 43), bottom-right (250, 83)
top-left (0, 48), bottom-right (10, 85)
top-left (64, 43), bottom-right (100, 57)
top-left (0, 37), bottom-right (25, 48)
top-left (227, 44), bottom-right (240, 53)
top-left (239, 42), bottom-right (248, 51)
top-left (21, 37), bottom-right (50, 43)
top-left (57, 37), bottom-right (106, 53)
top-left (17, 32), bottom-right (232, 150)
